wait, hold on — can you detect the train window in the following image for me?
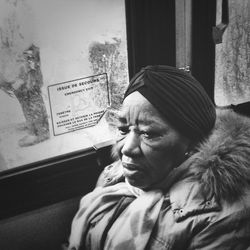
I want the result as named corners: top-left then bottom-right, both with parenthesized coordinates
top-left (215, 0), bottom-right (250, 106)
top-left (0, 0), bottom-right (129, 172)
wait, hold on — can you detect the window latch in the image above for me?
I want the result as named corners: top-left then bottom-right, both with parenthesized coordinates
top-left (213, 0), bottom-right (229, 44)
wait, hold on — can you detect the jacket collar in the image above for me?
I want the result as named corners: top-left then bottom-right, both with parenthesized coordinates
top-left (186, 109), bottom-right (250, 203)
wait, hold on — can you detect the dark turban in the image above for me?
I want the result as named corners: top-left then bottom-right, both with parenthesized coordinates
top-left (124, 65), bottom-right (216, 141)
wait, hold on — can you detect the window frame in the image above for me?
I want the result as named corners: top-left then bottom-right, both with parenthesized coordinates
top-left (191, 0), bottom-right (217, 102)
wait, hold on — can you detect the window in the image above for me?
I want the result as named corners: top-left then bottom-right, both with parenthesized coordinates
top-left (0, 0), bottom-right (129, 172)
top-left (215, 0), bottom-right (250, 106)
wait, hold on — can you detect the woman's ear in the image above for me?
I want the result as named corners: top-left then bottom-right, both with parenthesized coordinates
top-left (184, 138), bottom-right (198, 158)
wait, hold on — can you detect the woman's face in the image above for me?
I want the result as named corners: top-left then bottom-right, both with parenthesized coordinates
top-left (116, 91), bottom-right (191, 190)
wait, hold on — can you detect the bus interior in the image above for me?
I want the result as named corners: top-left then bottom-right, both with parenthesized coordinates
top-left (0, 0), bottom-right (250, 249)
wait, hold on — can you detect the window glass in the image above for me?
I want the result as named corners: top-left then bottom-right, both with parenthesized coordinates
top-left (0, 0), bottom-right (129, 171)
top-left (215, 0), bottom-right (250, 106)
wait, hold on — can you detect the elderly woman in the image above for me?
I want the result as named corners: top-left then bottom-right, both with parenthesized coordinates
top-left (68, 66), bottom-right (250, 250)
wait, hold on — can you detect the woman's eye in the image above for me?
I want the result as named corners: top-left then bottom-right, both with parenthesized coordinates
top-left (140, 131), bottom-right (158, 139)
top-left (118, 127), bottom-right (129, 135)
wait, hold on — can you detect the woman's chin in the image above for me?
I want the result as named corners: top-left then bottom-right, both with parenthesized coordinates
top-left (124, 170), bottom-right (149, 189)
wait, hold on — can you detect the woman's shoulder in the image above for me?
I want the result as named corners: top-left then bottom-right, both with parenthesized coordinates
top-left (167, 179), bottom-right (220, 222)
top-left (154, 179), bottom-right (250, 249)
top-left (167, 178), bottom-right (250, 222)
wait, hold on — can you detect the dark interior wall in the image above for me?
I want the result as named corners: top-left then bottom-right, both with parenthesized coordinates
top-left (125, 0), bottom-right (176, 78)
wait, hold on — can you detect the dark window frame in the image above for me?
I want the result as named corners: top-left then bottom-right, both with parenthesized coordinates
top-left (191, 0), bottom-right (217, 102)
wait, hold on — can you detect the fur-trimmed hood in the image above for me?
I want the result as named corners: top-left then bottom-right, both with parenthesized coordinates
top-left (189, 109), bottom-right (250, 202)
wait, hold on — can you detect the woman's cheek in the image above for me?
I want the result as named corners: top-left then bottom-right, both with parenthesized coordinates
top-left (112, 138), bottom-right (125, 159)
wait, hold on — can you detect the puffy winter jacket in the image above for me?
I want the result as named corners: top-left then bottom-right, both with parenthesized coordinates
top-left (70, 109), bottom-right (250, 250)
top-left (110, 110), bottom-right (250, 249)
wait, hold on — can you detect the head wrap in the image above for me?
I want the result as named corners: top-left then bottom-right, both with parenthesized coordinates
top-left (124, 65), bottom-right (216, 141)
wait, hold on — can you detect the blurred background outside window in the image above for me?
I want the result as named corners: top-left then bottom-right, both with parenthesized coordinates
top-left (215, 0), bottom-right (250, 106)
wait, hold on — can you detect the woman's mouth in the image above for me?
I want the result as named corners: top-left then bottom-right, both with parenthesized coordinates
top-left (122, 162), bottom-right (141, 171)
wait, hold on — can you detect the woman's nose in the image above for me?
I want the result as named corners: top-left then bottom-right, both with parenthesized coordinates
top-left (121, 131), bottom-right (140, 157)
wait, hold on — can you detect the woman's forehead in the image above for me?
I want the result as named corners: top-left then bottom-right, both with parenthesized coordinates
top-left (119, 92), bottom-right (166, 126)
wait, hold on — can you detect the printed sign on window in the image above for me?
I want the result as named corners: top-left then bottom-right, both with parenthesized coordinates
top-left (48, 73), bottom-right (110, 135)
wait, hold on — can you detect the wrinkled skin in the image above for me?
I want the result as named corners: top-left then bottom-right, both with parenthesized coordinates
top-left (116, 91), bottom-right (191, 190)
